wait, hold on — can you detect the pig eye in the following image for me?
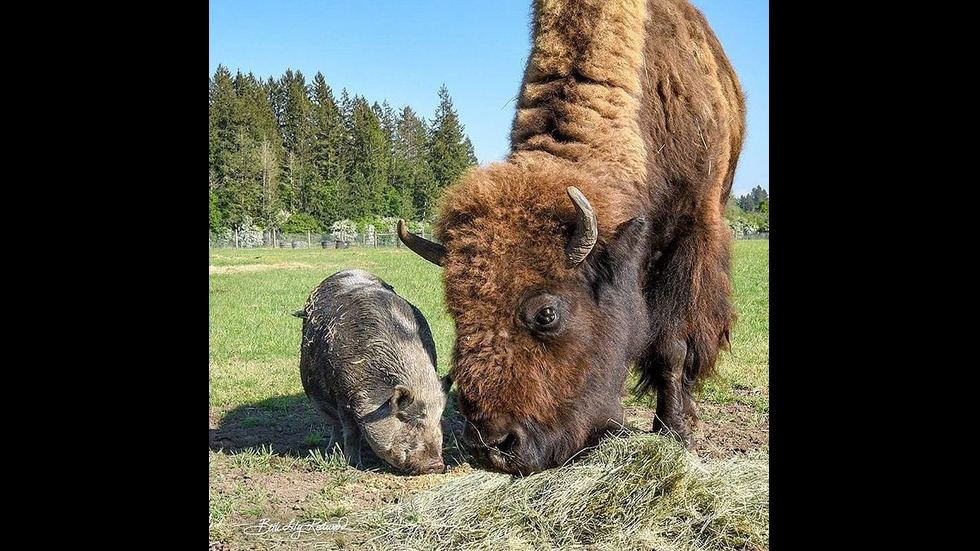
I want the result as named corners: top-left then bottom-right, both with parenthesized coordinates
top-left (535, 307), bottom-right (558, 328)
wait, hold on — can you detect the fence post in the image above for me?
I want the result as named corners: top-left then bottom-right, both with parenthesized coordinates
top-left (307, 230), bottom-right (311, 248)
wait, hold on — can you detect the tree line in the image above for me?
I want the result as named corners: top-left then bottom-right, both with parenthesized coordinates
top-left (209, 65), bottom-right (477, 236)
top-left (726, 185), bottom-right (769, 236)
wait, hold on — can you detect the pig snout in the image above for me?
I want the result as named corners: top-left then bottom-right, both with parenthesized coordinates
top-left (399, 455), bottom-right (446, 475)
top-left (420, 457), bottom-right (446, 474)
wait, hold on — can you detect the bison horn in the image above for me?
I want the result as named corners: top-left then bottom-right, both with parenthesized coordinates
top-left (398, 219), bottom-right (446, 267)
top-left (565, 187), bottom-right (598, 267)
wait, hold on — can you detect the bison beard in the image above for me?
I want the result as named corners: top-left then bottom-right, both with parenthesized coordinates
top-left (401, 0), bottom-right (744, 474)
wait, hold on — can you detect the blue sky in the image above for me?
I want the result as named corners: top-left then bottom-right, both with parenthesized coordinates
top-left (209, 1), bottom-right (768, 196)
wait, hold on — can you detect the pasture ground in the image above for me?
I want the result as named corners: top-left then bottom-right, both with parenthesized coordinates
top-left (209, 240), bottom-right (769, 550)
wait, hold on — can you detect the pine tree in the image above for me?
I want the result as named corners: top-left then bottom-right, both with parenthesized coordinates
top-left (224, 127), bottom-right (261, 227)
top-left (428, 85), bottom-right (477, 196)
top-left (335, 90), bottom-right (353, 220)
top-left (209, 66), bottom-right (237, 161)
top-left (392, 107), bottom-right (435, 220)
top-left (309, 74), bottom-right (342, 183)
top-left (272, 69), bottom-right (312, 213)
top-left (749, 186), bottom-right (769, 209)
top-left (309, 73), bottom-right (344, 224)
top-left (234, 71), bottom-right (278, 142)
top-left (373, 101), bottom-right (399, 216)
top-left (209, 110), bottom-right (218, 177)
top-left (234, 72), bottom-right (282, 233)
top-left (210, 66), bottom-right (269, 229)
top-left (463, 136), bottom-right (478, 165)
top-left (346, 96), bottom-right (389, 219)
top-left (209, 66), bottom-right (238, 223)
top-left (736, 185), bottom-right (769, 212)
top-left (375, 101), bottom-right (397, 151)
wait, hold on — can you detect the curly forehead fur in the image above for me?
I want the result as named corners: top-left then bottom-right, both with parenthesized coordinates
top-left (438, 163), bottom-right (596, 424)
top-left (435, 0), bottom-right (744, 452)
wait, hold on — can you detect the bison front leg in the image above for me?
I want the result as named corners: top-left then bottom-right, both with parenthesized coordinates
top-left (641, 339), bottom-right (694, 445)
top-left (640, 219), bottom-right (733, 446)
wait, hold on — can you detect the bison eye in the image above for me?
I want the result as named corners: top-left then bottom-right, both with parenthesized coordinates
top-left (519, 292), bottom-right (565, 335)
top-left (535, 307), bottom-right (558, 328)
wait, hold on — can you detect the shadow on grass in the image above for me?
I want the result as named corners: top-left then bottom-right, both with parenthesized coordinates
top-left (209, 392), bottom-right (470, 472)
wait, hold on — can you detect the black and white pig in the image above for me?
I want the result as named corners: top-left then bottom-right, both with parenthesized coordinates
top-left (297, 269), bottom-right (446, 474)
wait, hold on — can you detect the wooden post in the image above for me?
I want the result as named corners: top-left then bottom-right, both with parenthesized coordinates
top-left (307, 230), bottom-right (311, 248)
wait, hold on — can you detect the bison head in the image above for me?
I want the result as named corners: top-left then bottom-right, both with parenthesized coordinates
top-left (400, 164), bottom-right (650, 474)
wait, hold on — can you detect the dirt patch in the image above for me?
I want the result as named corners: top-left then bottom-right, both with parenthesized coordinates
top-left (695, 403), bottom-right (769, 458)
top-left (625, 399), bottom-right (769, 459)
top-left (209, 262), bottom-right (314, 275)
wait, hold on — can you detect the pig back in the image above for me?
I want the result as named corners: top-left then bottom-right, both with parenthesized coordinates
top-left (299, 270), bottom-right (438, 415)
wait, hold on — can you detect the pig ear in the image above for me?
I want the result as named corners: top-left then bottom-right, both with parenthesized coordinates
top-left (390, 385), bottom-right (415, 414)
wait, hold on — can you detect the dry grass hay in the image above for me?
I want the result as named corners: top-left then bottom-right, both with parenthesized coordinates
top-left (363, 433), bottom-right (769, 550)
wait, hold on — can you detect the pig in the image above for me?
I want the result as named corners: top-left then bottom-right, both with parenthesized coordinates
top-left (296, 269), bottom-right (447, 474)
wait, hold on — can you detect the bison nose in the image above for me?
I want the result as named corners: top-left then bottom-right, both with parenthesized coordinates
top-left (463, 421), bottom-right (549, 474)
top-left (422, 458), bottom-right (446, 474)
top-left (464, 422), bottom-right (522, 470)
top-left (485, 433), bottom-right (518, 469)
top-left (463, 422), bottom-right (516, 453)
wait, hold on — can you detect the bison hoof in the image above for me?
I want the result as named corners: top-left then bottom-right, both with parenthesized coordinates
top-left (652, 417), bottom-right (693, 448)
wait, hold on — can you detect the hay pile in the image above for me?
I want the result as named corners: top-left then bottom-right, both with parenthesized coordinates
top-left (364, 434), bottom-right (768, 550)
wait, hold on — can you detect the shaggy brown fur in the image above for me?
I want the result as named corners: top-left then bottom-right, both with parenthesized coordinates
top-left (430, 0), bottom-right (744, 474)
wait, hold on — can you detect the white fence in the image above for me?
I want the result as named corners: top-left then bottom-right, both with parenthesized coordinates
top-left (209, 230), bottom-right (766, 249)
top-left (208, 230), bottom-right (437, 249)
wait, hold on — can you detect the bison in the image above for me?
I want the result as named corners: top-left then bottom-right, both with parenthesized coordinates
top-left (399, 0), bottom-right (744, 474)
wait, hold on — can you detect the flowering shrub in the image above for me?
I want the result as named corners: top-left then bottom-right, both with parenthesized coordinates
top-left (330, 219), bottom-right (359, 241)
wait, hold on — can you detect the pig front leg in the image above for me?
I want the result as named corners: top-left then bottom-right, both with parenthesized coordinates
top-left (340, 409), bottom-right (363, 467)
top-left (325, 423), bottom-right (343, 453)
top-left (309, 400), bottom-right (344, 454)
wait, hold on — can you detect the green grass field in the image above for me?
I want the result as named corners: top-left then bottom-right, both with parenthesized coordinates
top-left (209, 249), bottom-right (454, 410)
top-left (209, 240), bottom-right (769, 549)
